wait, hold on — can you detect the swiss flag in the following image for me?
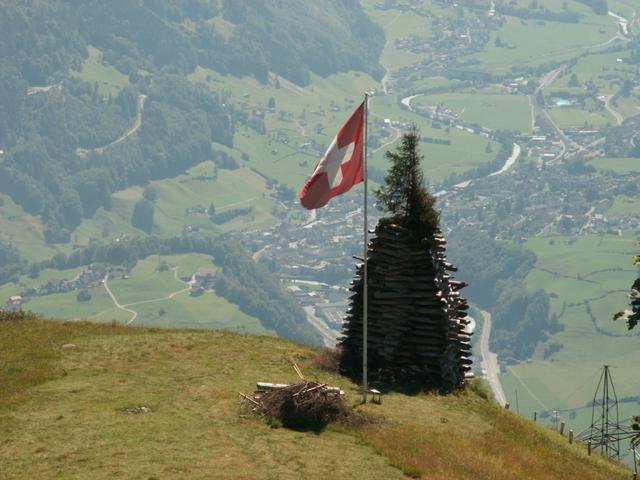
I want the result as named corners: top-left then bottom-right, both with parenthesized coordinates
top-left (299, 102), bottom-right (365, 209)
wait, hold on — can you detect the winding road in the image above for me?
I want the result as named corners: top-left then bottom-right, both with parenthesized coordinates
top-left (604, 94), bottom-right (624, 126)
top-left (77, 94), bottom-right (147, 157)
top-left (103, 275), bottom-right (138, 325)
top-left (373, 125), bottom-right (401, 154)
top-left (490, 143), bottom-right (521, 176)
top-left (400, 93), bottom-right (424, 112)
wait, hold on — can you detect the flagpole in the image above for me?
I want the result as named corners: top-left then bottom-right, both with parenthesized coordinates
top-left (362, 92), bottom-right (369, 404)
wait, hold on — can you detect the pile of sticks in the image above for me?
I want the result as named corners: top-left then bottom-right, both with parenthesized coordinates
top-left (339, 222), bottom-right (473, 391)
top-left (240, 381), bottom-right (350, 429)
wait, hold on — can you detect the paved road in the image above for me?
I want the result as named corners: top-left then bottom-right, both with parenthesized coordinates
top-left (489, 143), bottom-right (521, 176)
top-left (479, 309), bottom-right (507, 406)
top-left (303, 306), bottom-right (338, 347)
top-left (604, 94), bottom-right (624, 126)
top-left (77, 94), bottom-right (147, 157)
top-left (400, 93), bottom-right (424, 112)
top-left (373, 125), bottom-right (401, 154)
top-left (536, 68), bottom-right (580, 156)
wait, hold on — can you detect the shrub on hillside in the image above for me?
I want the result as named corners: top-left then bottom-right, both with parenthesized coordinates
top-left (76, 290), bottom-right (92, 302)
top-left (0, 310), bottom-right (38, 322)
top-left (310, 348), bottom-right (341, 374)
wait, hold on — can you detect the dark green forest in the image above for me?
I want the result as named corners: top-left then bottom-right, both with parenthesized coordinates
top-left (575, 0), bottom-right (609, 16)
top-left (448, 228), bottom-right (561, 359)
top-left (0, 0), bottom-right (383, 242)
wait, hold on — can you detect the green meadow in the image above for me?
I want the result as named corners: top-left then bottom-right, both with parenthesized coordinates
top-left (607, 196), bottom-right (640, 216)
top-left (0, 193), bottom-right (71, 262)
top-left (414, 91), bottom-right (533, 133)
top-left (548, 103), bottom-right (613, 129)
top-left (71, 46), bottom-right (130, 96)
top-left (372, 8), bottom-right (431, 71)
top-left (18, 255), bottom-right (269, 335)
top-left (502, 233), bottom-right (640, 427)
top-left (589, 157), bottom-right (640, 173)
top-left (471, 13), bottom-right (617, 73)
top-left (72, 165), bottom-right (278, 246)
top-left (28, 285), bottom-right (127, 322)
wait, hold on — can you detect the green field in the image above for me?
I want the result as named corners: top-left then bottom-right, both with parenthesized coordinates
top-left (363, 4), bottom-right (431, 71)
top-left (554, 51), bottom-right (636, 94)
top-left (122, 293), bottom-right (268, 334)
top-left (0, 193), bottom-right (71, 262)
top-left (71, 165), bottom-right (278, 246)
top-left (107, 256), bottom-right (187, 306)
top-left (414, 91), bottom-right (533, 133)
top-left (589, 157), bottom-right (640, 173)
top-left (607, 196), bottom-right (640, 216)
top-left (471, 13), bottom-right (618, 73)
top-left (28, 285), bottom-right (128, 322)
top-left (548, 103), bottom-right (613, 128)
top-left (503, 233), bottom-right (640, 428)
top-left (71, 46), bottom-right (130, 96)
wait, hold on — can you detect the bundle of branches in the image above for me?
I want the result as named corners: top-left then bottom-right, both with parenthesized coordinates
top-left (242, 381), bottom-right (352, 430)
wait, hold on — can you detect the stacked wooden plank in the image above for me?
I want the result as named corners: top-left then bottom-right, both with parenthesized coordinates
top-left (339, 221), bottom-right (472, 391)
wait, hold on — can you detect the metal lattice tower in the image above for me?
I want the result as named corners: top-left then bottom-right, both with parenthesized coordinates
top-left (576, 365), bottom-right (632, 459)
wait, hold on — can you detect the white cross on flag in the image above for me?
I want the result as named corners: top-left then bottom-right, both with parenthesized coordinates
top-left (299, 102), bottom-right (365, 209)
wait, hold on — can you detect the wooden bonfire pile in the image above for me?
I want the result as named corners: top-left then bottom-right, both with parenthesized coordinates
top-left (339, 221), bottom-right (473, 391)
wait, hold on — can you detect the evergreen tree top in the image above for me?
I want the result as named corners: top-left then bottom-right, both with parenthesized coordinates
top-left (374, 126), bottom-right (440, 242)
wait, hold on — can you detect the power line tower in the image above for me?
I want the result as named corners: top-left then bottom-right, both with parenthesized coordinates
top-left (576, 365), bottom-right (631, 459)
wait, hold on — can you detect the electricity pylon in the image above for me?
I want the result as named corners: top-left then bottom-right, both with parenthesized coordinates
top-left (576, 365), bottom-right (637, 460)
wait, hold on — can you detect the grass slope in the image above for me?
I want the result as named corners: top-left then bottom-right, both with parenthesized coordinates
top-left (0, 320), bottom-right (630, 480)
top-left (414, 91), bottom-right (533, 133)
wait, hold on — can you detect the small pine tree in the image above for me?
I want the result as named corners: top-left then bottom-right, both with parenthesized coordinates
top-left (208, 202), bottom-right (216, 216)
top-left (374, 126), bottom-right (439, 242)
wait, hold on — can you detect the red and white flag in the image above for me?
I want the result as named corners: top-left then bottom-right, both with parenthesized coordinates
top-left (299, 102), bottom-right (365, 209)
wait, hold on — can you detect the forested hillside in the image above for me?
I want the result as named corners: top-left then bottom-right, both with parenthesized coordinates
top-left (448, 228), bottom-right (562, 359)
top-left (0, 0), bottom-right (383, 242)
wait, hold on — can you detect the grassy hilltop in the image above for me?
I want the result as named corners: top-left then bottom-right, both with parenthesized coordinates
top-left (1, 318), bottom-right (630, 480)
